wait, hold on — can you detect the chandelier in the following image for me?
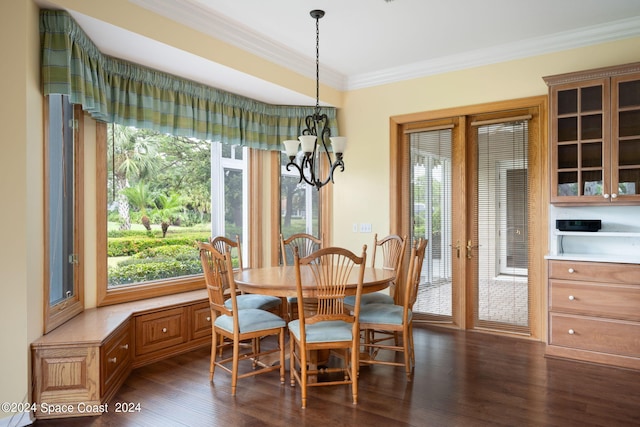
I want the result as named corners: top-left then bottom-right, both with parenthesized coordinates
top-left (282, 9), bottom-right (346, 190)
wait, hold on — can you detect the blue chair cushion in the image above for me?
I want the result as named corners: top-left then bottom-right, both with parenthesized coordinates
top-left (225, 294), bottom-right (282, 311)
top-left (288, 319), bottom-right (353, 343)
top-left (215, 309), bottom-right (285, 333)
top-left (359, 303), bottom-right (411, 326)
top-left (344, 292), bottom-right (394, 307)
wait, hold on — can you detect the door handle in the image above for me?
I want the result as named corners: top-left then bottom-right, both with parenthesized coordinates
top-left (466, 240), bottom-right (480, 259)
top-left (450, 240), bottom-right (461, 258)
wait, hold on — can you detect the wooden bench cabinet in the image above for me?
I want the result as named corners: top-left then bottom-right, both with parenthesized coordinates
top-left (31, 290), bottom-right (209, 419)
top-left (546, 260), bottom-right (640, 370)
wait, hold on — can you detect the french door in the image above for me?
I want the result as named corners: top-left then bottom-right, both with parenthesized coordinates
top-left (393, 98), bottom-right (546, 338)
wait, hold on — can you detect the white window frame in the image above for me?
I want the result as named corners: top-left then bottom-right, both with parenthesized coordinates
top-left (211, 141), bottom-right (249, 264)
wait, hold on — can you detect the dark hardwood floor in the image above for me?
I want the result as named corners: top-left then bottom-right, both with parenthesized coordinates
top-left (34, 324), bottom-right (640, 427)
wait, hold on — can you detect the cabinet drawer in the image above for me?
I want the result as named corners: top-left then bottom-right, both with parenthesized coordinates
top-left (135, 307), bottom-right (187, 355)
top-left (550, 280), bottom-right (640, 321)
top-left (550, 313), bottom-right (640, 358)
top-left (548, 260), bottom-right (640, 284)
top-left (101, 322), bottom-right (131, 395)
top-left (190, 302), bottom-right (212, 341)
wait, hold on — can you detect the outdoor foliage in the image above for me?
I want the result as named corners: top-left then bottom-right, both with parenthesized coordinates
top-left (106, 123), bottom-right (217, 286)
top-left (107, 229), bottom-right (209, 286)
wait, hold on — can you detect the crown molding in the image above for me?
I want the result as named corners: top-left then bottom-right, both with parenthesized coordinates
top-left (129, 0), bottom-right (347, 90)
top-left (347, 16), bottom-right (640, 90)
top-left (130, 0), bottom-right (640, 93)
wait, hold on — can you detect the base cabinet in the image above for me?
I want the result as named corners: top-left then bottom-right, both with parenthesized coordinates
top-left (31, 291), bottom-right (209, 419)
top-left (547, 260), bottom-right (640, 369)
top-left (32, 345), bottom-right (102, 418)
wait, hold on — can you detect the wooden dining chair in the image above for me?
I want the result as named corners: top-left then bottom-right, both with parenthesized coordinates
top-left (344, 233), bottom-right (407, 309)
top-left (358, 238), bottom-right (427, 380)
top-left (280, 232), bottom-right (323, 320)
top-left (210, 235), bottom-right (281, 313)
top-left (197, 241), bottom-right (286, 396)
top-left (211, 235), bottom-right (243, 271)
top-left (288, 245), bottom-right (367, 408)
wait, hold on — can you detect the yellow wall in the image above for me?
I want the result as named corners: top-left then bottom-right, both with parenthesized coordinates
top-left (1, 0), bottom-right (43, 424)
top-left (332, 38), bottom-right (640, 251)
top-left (2, 0), bottom-right (640, 423)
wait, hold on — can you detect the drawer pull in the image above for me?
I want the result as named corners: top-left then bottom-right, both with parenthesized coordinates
top-left (568, 268), bottom-right (575, 273)
top-left (108, 357), bottom-right (117, 364)
top-left (568, 329), bottom-right (575, 335)
top-left (162, 327), bottom-right (168, 333)
top-left (603, 193), bottom-right (610, 199)
top-left (206, 317), bottom-right (211, 322)
top-left (121, 344), bottom-right (129, 350)
top-left (568, 295), bottom-right (575, 301)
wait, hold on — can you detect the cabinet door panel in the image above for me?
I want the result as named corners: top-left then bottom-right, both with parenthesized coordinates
top-left (550, 280), bottom-right (640, 321)
top-left (548, 260), bottom-right (640, 284)
top-left (190, 302), bottom-right (212, 341)
top-left (550, 313), bottom-right (640, 357)
top-left (135, 307), bottom-right (187, 355)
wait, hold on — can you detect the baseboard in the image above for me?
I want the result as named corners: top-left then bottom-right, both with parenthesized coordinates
top-left (0, 411), bottom-right (34, 427)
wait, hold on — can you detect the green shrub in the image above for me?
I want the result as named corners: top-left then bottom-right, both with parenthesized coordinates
top-left (131, 244), bottom-right (197, 260)
top-left (108, 232), bottom-right (209, 257)
top-left (108, 259), bottom-right (202, 286)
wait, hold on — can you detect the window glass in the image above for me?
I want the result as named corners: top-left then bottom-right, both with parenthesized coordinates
top-left (105, 124), bottom-right (247, 287)
top-left (45, 95), bottom-right (83, 332)
top-left (280, 152), bottom-right (319, 239)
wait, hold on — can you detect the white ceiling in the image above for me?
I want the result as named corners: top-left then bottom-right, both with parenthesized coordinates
top-left (44, 0), bottom-right (640, 105)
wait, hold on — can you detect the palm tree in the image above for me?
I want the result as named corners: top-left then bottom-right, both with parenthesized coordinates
top-left (121, 181), bottom-right (155, 230)
top-left (153, 193), bottom-right (184, 237)
top-left (108, 125), bottom-right (160, 230)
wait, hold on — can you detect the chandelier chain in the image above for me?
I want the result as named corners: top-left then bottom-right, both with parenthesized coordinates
top-left (315, 14), bottom-right (320, 113)
top-left (282, 9), bottom-right (345, 190)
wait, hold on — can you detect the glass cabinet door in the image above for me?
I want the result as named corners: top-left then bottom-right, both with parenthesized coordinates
top-left (551, 79), bottom-right (610, 203)
top-left (612, 74), bottom-right (640, 203)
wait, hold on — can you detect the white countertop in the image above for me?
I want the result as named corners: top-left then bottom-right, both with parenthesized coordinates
top-left (545, 253), bottom-right (640, 264)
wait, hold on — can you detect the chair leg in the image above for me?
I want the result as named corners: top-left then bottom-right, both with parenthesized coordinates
top-left (289, 338), bottom-right (296, 387)
top-left (300, 342), bottom-right (307, 409)
top-left (409, 323), bottom-right (415, 367)
top-left (210, 329), bottom-right (218, 381)
top-left (403, 327), bottom-right (412, 380)
top-left (279, 329), bottom-right (285, 384)
top-left (351, 346), bottom-right (358, 405)
top-left (231, 339), bottom-right (239, 396)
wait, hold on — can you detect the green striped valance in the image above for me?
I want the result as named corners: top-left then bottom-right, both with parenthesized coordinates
top-left (39, 10), bottom-right (338, 150)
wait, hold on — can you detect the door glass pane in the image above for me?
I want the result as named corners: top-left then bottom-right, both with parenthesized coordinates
top-left (475, 120), bottom-right (529, 331)
top-left (558, 171), bottom-right (578, 196)
top-left (619, 139), bottom-right (640, 166)
top-left (619, 110), bottom-right (640, 137)
top-left (410, 130), bottom-right (452, 318)
top-left (558, 144), bottom-right (578, 168)
top-left (506, 169), bottom-right (528, 270)
top-left (580, 86), bottom-right (602, 111)
top-left (618, 169), bottom-right (640, 195)
top-left (558, 117), bottom-right (577, 142)
top-left (581, 142), bottom-right (602, 168)
top-left (581, 114), bottom-right (602, 140)
top-left (557, 89), bottom-right (577, 115)
top-left (582, 170), bottom-right (603, 196)
top-left (619, 80), bottom-right (640, 108)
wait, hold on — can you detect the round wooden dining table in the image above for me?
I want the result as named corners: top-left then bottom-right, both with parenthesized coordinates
top-left (234, 265), bottom-right (396, 298)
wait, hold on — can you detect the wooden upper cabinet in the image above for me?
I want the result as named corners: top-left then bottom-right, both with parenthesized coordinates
top-left (545, 62), bottom-right (640, 205)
